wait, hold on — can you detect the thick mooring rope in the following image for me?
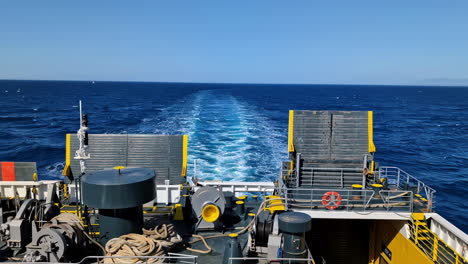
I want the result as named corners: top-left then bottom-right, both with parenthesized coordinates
top-left (51, 212), bottom-right (84, 229)
top-left (49, 213), bottom-right (108, 256)
top-left (104, 224), bottom-right (182, 264)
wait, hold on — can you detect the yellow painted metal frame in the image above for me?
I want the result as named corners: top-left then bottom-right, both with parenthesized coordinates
top-left (173, 204), bottom-right (184, 220)
top-left (143, 205), bottom-right (175, 214)
top-left (288, 160), bottom-right (295, 176)
top-left (62, 134), bottom-right (72, 176)
top-left (288, 110), bottom-right (295, 153)
top-left (370, 220), bottom-right (433, 264)
top-left (264, 195), bottom-right (285, 213)
top-left (181, 135), bottom-right (188, 177)
top-left (368, 111), bottom-right (377, 153)
top-left (61, 183), bottom-right (70, 200)
top-left (410, 213), bottom-right (467, 264)
top-left (368, 160), bottom-right (376, 175)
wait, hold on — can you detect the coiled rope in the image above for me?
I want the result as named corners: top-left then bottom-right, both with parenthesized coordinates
top-left (104, 224), bottom-right (182, 264)
top-left (51, 213), bottom-right (107, 255)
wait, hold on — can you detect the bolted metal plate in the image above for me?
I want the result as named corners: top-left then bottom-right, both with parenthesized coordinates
top-left (82, 168), bottom-right (156, 209)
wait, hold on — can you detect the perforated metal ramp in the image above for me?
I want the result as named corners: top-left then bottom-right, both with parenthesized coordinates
top-left (63, 134), bottom-right (188, 184)
top-left (287, 110), bottom-right (376, 188)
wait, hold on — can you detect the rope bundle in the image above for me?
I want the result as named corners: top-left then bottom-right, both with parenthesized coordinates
top-left (104, 224), bottom-right (182, 264)
top-left (50, 213), bottom-right (84, 229)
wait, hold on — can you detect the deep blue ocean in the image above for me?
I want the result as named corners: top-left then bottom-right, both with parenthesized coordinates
top-left (0, 80), bottom-right (467, 231)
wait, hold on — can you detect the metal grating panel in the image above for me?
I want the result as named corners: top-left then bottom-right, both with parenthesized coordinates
top-left (291, 111), bottom-right (371, 187)
top-left (68, 134), bottom-right (186, 184)
top-left (293, 111), bottom-right (369, 163)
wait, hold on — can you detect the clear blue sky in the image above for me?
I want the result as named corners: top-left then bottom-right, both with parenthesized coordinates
top-left (1, 1), bottom-right (467, 85)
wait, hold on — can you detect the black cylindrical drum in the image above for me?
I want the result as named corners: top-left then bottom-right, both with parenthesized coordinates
top-left (235, 201), bottom-right (245, 216)
top-left (81, 168), bottom-right (156, 244)
top-left (224, 191), bottom-right (235, 208)
top-left (99, 207), bottom-right (143, 244)
top-left (222, 233), bottom-right (243, 264)
top-left (278, 212), bottom-right (311, 263)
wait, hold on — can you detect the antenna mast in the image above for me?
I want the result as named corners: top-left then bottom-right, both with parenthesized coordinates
top-left (73, 100), bottom-right (90, 210)
top-left (75, 100), bottom-right (90, 175)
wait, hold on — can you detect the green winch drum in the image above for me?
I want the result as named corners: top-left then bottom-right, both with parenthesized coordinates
top-left (81, 167), bottom-right (156, 244)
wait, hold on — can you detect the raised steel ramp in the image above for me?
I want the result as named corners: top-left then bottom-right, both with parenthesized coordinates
top-left (62, 134), bottom-right (188, 184)
top-left (287, 110), bottom-right (376, 188)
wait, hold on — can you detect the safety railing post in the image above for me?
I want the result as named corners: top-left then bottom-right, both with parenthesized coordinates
top-left (415, 219), bottom-right (419, 245)
top-left (295, 153), bottom-right (301, 188)
top-left (363, 154), bottom-right (368, 169)
top-left (432, 236), bottom-right (439, 262)
top-left (406, 170), bottom-right (410, 187)
top-left (363, 189), bottom-right (367, 210)
top-left (361, 173), bottom-right (366, 189)
top-left (397, 169), bottom-right (400, 188)
top-left (410, 191), bottom-right (414, 212)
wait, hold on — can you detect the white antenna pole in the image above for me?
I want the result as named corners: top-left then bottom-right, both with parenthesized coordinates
top-left (79, 100), bottom-right (83, 129)
top-left (75, 100), bottom-right (90, 175)
top-left (73, 100), bottom-right (90, 215)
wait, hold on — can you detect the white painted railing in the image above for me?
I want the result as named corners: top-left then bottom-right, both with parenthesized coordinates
top-left (0, 180), bottom-right (61, 200)
top-left (195, 180), bottom-right (275, 195)
top-left (426, 213), bottom-right (468, 260)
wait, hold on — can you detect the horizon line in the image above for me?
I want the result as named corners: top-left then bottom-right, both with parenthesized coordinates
top-left (1, 78), bottom-right (468, 88)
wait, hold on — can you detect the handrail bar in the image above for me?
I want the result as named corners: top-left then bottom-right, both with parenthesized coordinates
top-left (379, 166), bottom-right (436, 211)
top-left (76, 254), bottom-right (198, 264)
top-left (228, 257), bottom-right (315, 264)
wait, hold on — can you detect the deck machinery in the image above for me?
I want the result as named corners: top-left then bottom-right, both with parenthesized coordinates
top-left (0, 109), bottom-right (466, 264)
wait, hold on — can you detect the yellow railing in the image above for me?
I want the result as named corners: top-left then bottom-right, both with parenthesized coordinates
top-left (143, 205), bottom-right (175, 214)
top-left (409, 214), bottom-right (467, 264)
top-left (288, 110), bottom-right (295, 153)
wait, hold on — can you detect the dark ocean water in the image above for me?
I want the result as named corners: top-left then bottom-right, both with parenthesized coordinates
top-left (0, 80), bottom-right (467, 231)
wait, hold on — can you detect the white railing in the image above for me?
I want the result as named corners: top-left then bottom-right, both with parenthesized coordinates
top-left (195, 179), bottom-right (275, 195)
top-left (378, 166), bottom-right (436, 211)
top-left (0, 180), bottom-right (61, 200)
top-left (278, 185), bottom-right (414, 212)
top-left (280, 165), bottom-right (436, 213)
top-left (426, 213), bottom-right (468, 260)
top-left (228, 257), bottom-right (316, 264)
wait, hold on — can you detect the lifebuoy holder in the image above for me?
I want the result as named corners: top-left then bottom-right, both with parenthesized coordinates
top-left (322, 191), bottom-right (342, 210)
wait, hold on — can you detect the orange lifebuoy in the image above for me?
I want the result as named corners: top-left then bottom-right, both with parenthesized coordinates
top-left (322, 191), bottom-right (342, 210)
